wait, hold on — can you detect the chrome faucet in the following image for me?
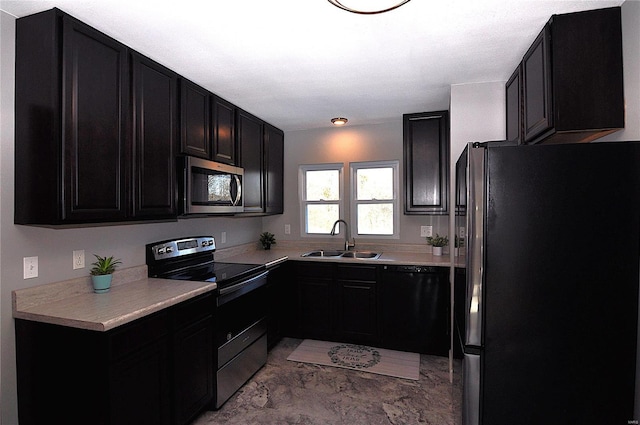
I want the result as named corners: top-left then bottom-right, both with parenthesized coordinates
top-left (330, 219), bottom-right (355, 251)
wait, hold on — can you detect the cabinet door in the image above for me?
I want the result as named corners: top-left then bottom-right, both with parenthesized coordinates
top-left (295, 262), bottom-right (333, 339)
top-left (173, 316), bottom-right (214, 425)
top-left (505, 66), bottom-right (522, 144)
top-left (180, 79), bottom-right (211, 158)
top-left (403, 111), bottom-right (449, 214)
top-left (522, 27), bottom-right (552, 143)
top-left (238, 110), bottom-right (264, 213)
top-left (62, 16), bottom-right (129, 222)
top-left (335, 265), bottom-right (379, 344)
top-left (264, 124), bottom-right (284, 215)
top-left (212, 96), bottom-right (237, 165)
top-left (131, 53), bottom-right (177, 218)
top-left (110, 338), bottom-right (171, 425)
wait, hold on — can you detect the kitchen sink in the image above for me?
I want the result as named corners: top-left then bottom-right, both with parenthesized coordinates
top-left (301, 250), bottom-right (382, 260)
top-left (338, 251), bottom-right (381, 259)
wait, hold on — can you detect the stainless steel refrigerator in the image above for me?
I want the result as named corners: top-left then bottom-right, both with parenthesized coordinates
top-left (455, 141), bottom-right (639, 425)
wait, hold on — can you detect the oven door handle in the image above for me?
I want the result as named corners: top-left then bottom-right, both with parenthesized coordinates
top-left (218, 270), bottom-right (269, 306)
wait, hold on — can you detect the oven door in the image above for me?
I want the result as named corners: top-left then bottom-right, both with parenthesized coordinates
top-left (215, 270), bottom-right (268, 408)
top-left (181, 156), bottom-right (244, 214)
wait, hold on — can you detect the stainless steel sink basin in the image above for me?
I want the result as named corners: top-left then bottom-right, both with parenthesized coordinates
top-left (301, 250), bottom-right (382, 260)
top-left (301, 250), bottom-right (344, 258)
top-left (339, 251), bottom-right (382, 259)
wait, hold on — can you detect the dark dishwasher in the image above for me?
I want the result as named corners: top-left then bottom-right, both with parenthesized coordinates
top-left (380, 265), bottom-right (449, 356)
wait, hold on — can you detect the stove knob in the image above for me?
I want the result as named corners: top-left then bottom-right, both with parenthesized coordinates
top-left (166, 246), bottom-right (174, 253)
top-left (157, 247), bottom-right (166, 254)
top-left (226, 332), bottom-right (232, 341)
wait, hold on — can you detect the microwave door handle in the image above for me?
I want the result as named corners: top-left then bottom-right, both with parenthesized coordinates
top-left (231, 175), bottom-right (242, 206)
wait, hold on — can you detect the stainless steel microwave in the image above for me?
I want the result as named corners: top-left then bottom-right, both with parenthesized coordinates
top-left (178, 156), bottom-right (244, 214)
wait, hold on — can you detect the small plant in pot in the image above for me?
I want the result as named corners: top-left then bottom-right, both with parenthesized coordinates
top-left (90, 254), bottom-right (122, 293)
top-left (426, 234), bottom-right (448, 256)
top-left (259, 232), bottom-right (276, 250)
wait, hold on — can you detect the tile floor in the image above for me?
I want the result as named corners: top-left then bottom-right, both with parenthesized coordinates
top-left (193, 338), bottom-right (462, 425)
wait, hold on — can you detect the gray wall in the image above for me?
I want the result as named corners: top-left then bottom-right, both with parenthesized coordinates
top-left (263, 120), bottom-right (449, 247)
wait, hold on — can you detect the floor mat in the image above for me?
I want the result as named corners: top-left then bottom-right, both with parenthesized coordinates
top-left (286, 339), bottom-right (420, 380)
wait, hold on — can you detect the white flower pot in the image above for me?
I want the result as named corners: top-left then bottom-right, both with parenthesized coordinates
top-left (432, 246), bottom-right (443, 256)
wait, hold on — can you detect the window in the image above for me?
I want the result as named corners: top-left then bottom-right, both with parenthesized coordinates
top-left (350, 161), bottom-right (399, 238)
top-left (299, 164), bottom-right (343, 235)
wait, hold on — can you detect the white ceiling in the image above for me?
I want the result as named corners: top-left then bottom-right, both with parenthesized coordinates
top-left (1, 0), bottom-right (625, 131)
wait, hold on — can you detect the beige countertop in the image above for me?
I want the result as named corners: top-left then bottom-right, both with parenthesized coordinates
top-left (13, 265), bottom-right (216, 332)
top-left (221, 248), bottom-right (456, 267)
top-left (13, 243), bottom-right (463, 332)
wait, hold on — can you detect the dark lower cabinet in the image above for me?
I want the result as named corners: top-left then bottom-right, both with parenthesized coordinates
top-left (266, 263), bottom-right (288, 350)
top-left (111, 338), bottom-right (171, 425)
top-left (295, 262), bottom-right (334, 340)
top-left (335, 265), bottom-right (379, 344)
top-left (288, 261), bottom-right (448, 354)
top-left (15, 293), bottom-right (215, 425)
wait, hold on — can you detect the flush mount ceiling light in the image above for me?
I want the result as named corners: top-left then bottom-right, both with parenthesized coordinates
top-left (331, 117), bottom-right (348, 126)
top-left (327, 0), bottom-right (411, 15)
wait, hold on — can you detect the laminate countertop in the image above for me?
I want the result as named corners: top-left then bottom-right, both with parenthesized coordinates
top-left (13, 245), bottom-right (462, 332)
top-left (12, 265), bottom-right (216, 332)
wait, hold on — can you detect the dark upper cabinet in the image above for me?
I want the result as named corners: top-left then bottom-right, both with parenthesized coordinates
top-left (179, 78), bottom-right (211, 159)
top-left (264, 124), bottom-right (284, 215)
top-left (403, 111), bottom-right (450, 215)
top-left (131, 53), bottom-right (177, 219)
top-left (212, 96), bottom-right (237, 165)
top-left (15, 9), bottom-right (131, 225)
top-left (237, 109), bottom-right (265, 213)
top-left (522, 27), bottom-right (553, 142)
top-left (505, 66), bottom-right (522, 145)
top-left (519, 7), bottom-right (624, 144)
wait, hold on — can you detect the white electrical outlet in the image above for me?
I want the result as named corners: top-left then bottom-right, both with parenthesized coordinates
top-left (23, 256), bottom-right (38, 279)
top-left (73, 250), bottom-right (85, 270)
top-left (459, 227), bottom-right (466, 239)
top-left (284, 224), bottom-right (291, 235)
top-left (221, 232), bottom-right (227, 244)
top-left (420, 225), bottom-right (433, 237)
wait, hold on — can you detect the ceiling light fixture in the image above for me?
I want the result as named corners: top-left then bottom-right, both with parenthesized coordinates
top-left (331, 117), bottom-right (348, 126)
top-left (327, 0), bottom-right (411, 15)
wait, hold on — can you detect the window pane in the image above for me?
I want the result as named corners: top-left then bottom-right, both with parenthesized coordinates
top-left (306, 170), bottom-right (340, 201)
top-left (357, 203), bottom-right (393, 235)
top-left (307, 204), bottom-right (340, 233)
top-left (357, 168), bottom-right (393, 200)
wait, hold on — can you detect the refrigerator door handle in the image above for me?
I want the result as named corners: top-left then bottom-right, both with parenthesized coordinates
top-left (466, 144), bottom-right (484, 347)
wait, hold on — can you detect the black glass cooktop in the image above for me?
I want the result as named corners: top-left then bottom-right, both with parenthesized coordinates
top-left (162, 262), bottom-right (265, 288)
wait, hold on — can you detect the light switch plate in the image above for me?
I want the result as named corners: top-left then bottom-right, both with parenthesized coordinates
top-left (23, 256), bottom-right (38, 279)
top-left (284, 224), bottom-right (291, 235)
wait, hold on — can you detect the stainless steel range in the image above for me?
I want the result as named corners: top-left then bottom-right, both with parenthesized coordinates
top-left (146, 236), bottom-right (269, 409)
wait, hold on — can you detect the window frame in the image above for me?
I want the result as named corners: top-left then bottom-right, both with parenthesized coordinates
top-left (299, 163), bottom-right (344, 237)
top-left (349, 160), bottom-right (400, 239)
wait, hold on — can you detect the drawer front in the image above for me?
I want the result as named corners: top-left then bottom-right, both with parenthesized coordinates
top-left (173, 292), bottom-right (215, 329)
top-left (337, 264), bottom-right (377, 281)
top-left (109, 311), bottom-right (170, 361)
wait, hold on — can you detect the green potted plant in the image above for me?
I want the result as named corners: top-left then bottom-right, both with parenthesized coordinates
top-left (90, 254), bottom-right (122, 293)
top-left (259, 232), bottom-right (276, 250)
top-left (426, 233), bottom-right (448, 256)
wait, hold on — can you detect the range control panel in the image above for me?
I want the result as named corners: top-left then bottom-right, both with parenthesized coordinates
top-left (149, 236), bottom-right (216, 261)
